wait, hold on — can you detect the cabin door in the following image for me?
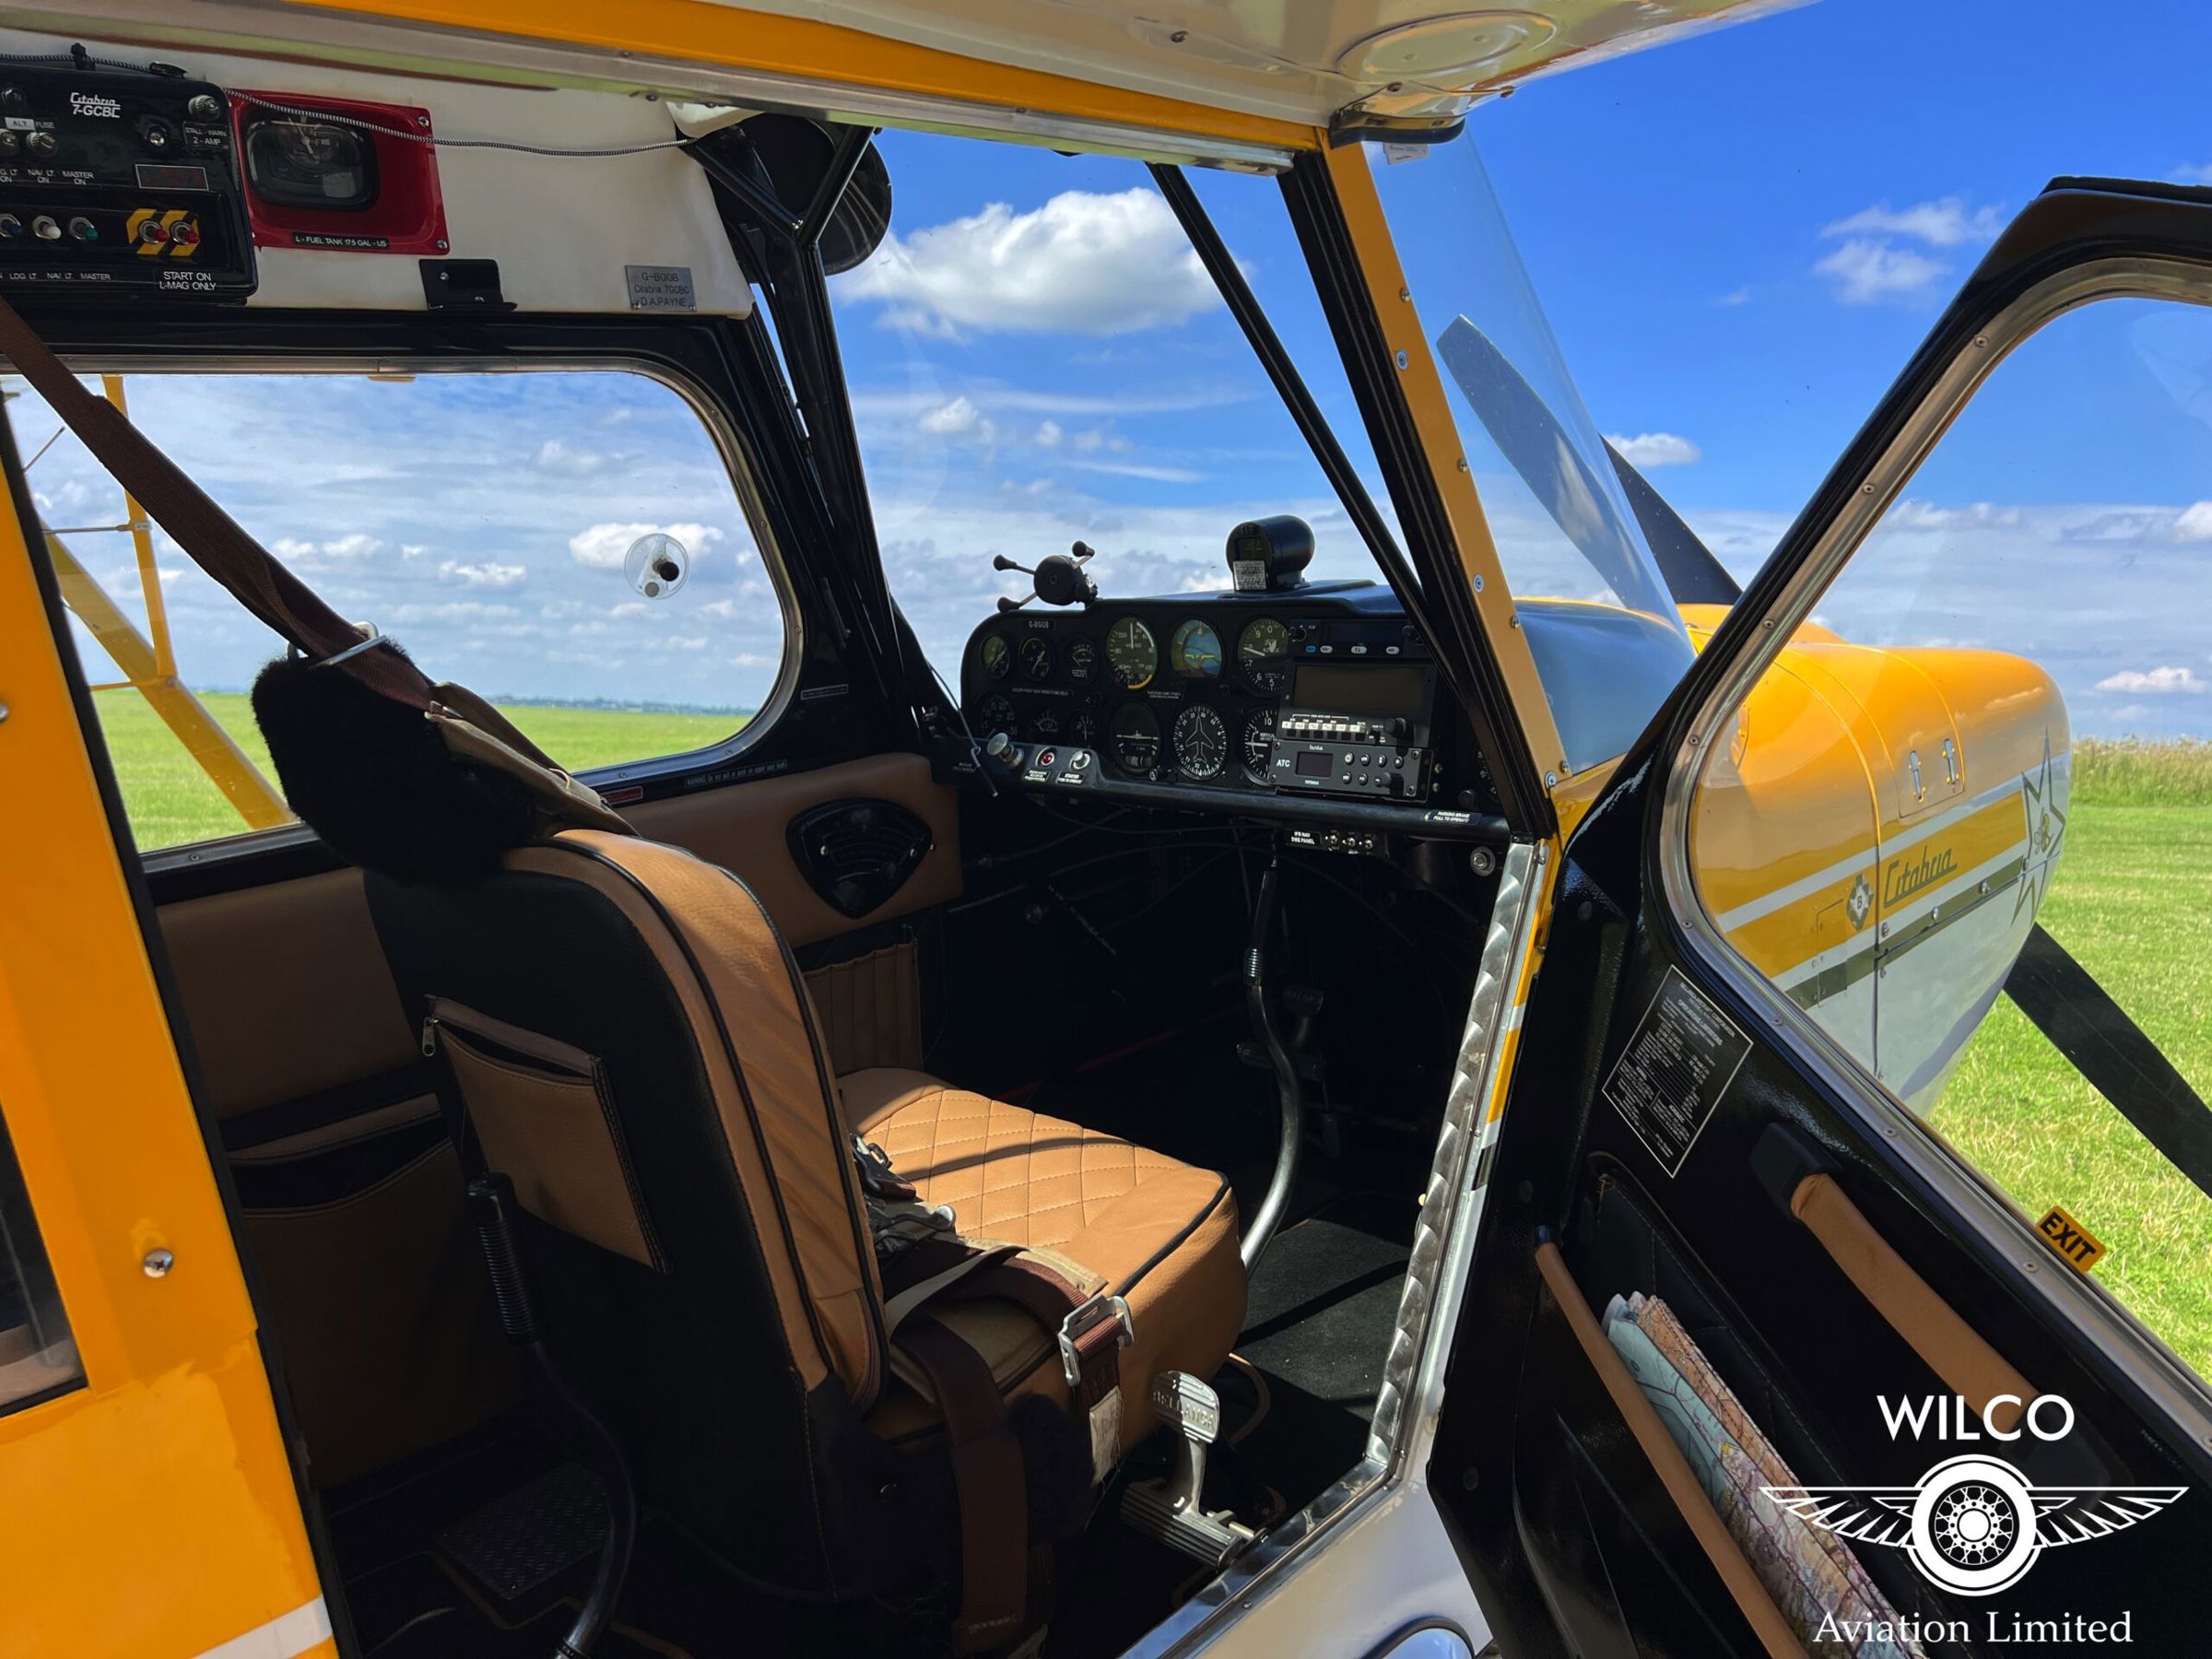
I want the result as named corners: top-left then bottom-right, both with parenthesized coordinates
top-left (1430, 180), bottom-right (2212, 1659)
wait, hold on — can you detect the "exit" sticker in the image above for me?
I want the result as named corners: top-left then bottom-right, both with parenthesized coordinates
top-left (2038, 1205), bottom-right (2106, 1273)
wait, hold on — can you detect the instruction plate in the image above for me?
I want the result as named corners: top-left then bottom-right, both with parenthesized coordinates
top-left (1601, 967), bottom-right (1751, 1177)
top-left (625, 264), bottom-right (696, 312)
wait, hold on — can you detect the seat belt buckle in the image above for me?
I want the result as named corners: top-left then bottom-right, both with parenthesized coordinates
top-left (1057, 1291), bottom-right (1134, 1392)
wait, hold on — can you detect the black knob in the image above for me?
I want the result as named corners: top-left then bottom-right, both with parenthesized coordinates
top-left (186, 93), bottom-right (223, 121)
top-left (0, 88), bottom-right (22, 113)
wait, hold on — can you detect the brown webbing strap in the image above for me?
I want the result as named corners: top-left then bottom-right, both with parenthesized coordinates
top-left (0, 296), bottom-right (576, 777)
top-left (898, 1312), bottom-right (1030, 1653)
top-left (942, 1257), bottom-right (1125, 1422)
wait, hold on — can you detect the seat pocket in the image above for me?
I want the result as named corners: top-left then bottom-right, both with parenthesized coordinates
top-left (426, 997), bottom-right (662, 1269)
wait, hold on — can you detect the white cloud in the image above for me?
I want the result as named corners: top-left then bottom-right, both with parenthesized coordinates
top-left (841, 189), bottom-right (1223, 336)
top-left (2170, 500), bottom-right (2212, 541)
top-left (533, 438), bottom-right (616, 477)
top-left (919, 395), bottom-right (987, 438)
top-left (438, 559), bottom-right (526, 590)
top-left (2095, 665), bottom-right (2206, 695)
top-left (1714, 286), bottom-right (1752, 307)
top-left (1066, 459), bottom-right (1206, 484)
top-left (401, 543), bottom-right (430, 560)
top-left (1822, 197), bottom-right (2004, 247)
top-left (1606, 431), bottom-right (1701, 468)
top-left (568, 521), bottom-right (724, 570)
top-left (2169, 164), bottom-right (2212, 185)
top-left (1035, 419), bottom-right (1063, 449)
top-left (1815, 238), bottom-right (1948, 304)
top-left (272, 532), bottom-right (382, 563)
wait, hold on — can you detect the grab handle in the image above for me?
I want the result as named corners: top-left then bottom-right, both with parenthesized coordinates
top-left (1787, 1172), bottom-right (2035, 1432)
top-left (1534, 1237), bottom-right (1808, 1659)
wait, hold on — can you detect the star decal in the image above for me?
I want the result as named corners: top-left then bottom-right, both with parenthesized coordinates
top-left (2014, 733), bottom-right (2069, 922)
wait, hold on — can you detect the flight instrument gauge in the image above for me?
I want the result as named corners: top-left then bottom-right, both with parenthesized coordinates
top-left (1169, 618), bottom-right (1225, 680)
top-left (1066, 637), bottom-right (1099, 683)
top-left (1240, 706), bottom-right (1277, 782)
top-left (1069, 708), bottom-right (1098, 746)
top-left (1110, 702), bottom-right (1160, 773)
top-left (1018, 635), bottom-right (1055, 682)
top-left (1173, 704), bottom-right (1228, 781)
top-left (980, 633), bottom-right (1012, 680)
top-left (975, 692), bottom-right (1016, 735)
top-left (1238, 617), bottom-right (1292, 696)
top-left (1106, 618), bottom-right (1157, 688)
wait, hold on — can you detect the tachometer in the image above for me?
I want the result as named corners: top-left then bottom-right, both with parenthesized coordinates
top-left (1170, 618), bottom-right (1225, 680)
top-left (1109, 702), bottom-right (1160, 774)
top-left (1240, 706), bottom-right (1277, 783)
top-left (979, 632), bottom-right (1012, 680)
top-left (1238, 617), bottom-right (1292, 696)
top-left (1018, 635), bottom-right (1055, 683)
top-left (1172, 705), bottom-right (1228, 781)
top-left (1066, 637), bottom-right (1098, 683)
top-left (1106, 618), bottom-right (1157, 688)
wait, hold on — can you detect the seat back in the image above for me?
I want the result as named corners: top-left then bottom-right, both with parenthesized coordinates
top-left (366, 830), bottom-right (913, 1594)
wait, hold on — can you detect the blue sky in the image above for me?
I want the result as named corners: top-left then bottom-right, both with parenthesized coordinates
top-left (24, 0), bottom-right (2212, 742)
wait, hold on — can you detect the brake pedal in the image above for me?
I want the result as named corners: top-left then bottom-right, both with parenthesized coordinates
top-left (1119, 1372), bottom-right (1258, 1568)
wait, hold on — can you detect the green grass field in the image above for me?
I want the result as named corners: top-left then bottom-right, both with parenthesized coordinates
top-left (90, 688), bottom-right (746, 853)
top-left (1936, 740), bottom-right (2212, 1376)
top-left (91, 695), bottom-right (2212, 1373)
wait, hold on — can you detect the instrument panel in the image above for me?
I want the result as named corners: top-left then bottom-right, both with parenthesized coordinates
top-left (960, 582), bottom-right (1445, 805)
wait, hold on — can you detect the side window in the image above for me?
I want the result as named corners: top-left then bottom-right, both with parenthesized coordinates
top-left (18, 368), bottom-right (785, 854)
top-left (1686, 295), bottom-right (2212, 1375)
top-left (0, 1109), bottom-right (81, 1413)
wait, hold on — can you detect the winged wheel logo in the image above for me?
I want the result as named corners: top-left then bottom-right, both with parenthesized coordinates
top-left (1765, 1454), bottom-right (2183, 1595)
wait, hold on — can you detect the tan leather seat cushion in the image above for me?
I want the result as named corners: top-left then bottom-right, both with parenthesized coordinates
top-left (844, 1068), bottom-right (1245, 1448)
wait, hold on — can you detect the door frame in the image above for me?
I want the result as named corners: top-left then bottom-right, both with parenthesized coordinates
top-left (1651, 187), bottom-right (2212, 1453)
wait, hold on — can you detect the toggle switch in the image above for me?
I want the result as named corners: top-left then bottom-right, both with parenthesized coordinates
top-left (66, 216), bottom-right (96, 242)
top-left (30, 215), bottom-right (59, 241)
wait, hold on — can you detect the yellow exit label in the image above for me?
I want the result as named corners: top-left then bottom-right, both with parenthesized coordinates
top-left (2039, 1205), bottom-right (2105, 1273)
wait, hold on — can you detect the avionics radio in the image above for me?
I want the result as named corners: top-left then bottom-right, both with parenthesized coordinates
top-left (1267, 618), bottom-right (1437, 801)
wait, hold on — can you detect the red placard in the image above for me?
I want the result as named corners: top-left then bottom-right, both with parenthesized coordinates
top-left (231, 90), bottom-right (449, 255)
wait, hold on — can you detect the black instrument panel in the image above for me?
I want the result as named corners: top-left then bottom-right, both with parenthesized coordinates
top-left (959, 580), bottom-right (1451, 806)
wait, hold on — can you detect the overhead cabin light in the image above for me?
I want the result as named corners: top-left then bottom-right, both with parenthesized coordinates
top-left (1335, 11), bottom-right (1559, 84)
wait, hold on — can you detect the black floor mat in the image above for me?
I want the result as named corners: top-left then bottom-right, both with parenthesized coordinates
top-left (1239, 1194), bottom-right (1415, 1422)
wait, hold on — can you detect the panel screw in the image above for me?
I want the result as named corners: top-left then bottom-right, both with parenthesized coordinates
top-left (143, 1248), bottom-right (174, 1278)
top-left (1171, 29), bottom-right (1188, 41)
top-left (0, 701), bottom-right (9, 723)
top-left (1397, 286), bottom-right (1409, 302)
top-left (1472, 573), bottom-right (1483, 592)
top-left (1545, 771), bottom-right (1558, 786)
top-left (1456, 456), bottom-right (1468, 472)
top-left (1394, 349), bottom-right (1409, 370)
top-left (416, 113), bottom-right (431, 128)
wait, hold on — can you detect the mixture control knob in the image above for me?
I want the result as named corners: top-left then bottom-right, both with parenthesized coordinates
top-left (187, 93), bottom-right (224, 121)
top-left (25, 130), bottom-right (56, 158)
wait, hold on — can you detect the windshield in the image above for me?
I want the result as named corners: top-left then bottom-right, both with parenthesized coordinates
top-left (1370, 132), bottom-right (1696, 771)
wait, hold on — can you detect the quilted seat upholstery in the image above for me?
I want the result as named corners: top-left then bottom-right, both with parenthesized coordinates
top-left (843, 1067), bottom-right (1245, 1446)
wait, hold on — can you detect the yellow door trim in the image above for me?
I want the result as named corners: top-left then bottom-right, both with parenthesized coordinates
top-left (1317, 142), bottom-right (1571, 801)
top-left (286, 0), bottom-right (1313, 154)
top-left (0, 477), bottom-right (324, 1653)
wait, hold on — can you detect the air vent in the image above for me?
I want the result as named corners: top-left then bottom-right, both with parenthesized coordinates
top-left (786, 798), bottom-right (934, 921)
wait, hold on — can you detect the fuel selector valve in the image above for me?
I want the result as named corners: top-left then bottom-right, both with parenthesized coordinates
top-left (994, 540), bottom-right (1099, 612)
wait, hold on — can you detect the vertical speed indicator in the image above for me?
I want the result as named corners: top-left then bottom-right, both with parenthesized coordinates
top-left (1106, 618), bottom-right (1157, 688)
